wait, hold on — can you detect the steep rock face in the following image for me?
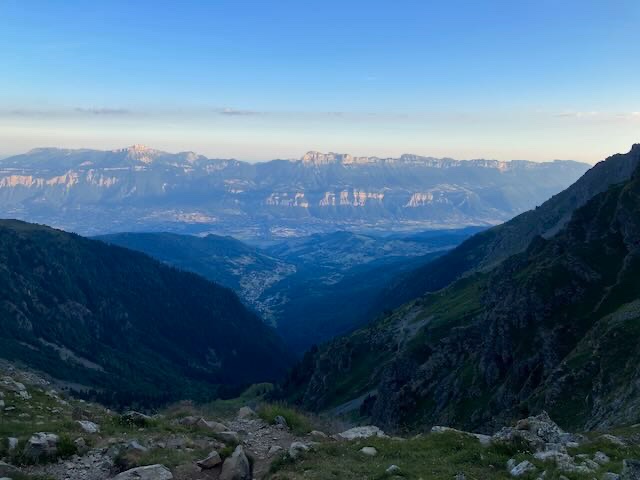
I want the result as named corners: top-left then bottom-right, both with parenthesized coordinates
top-left (0, 146), bottom-right (588, 238)
top-left (373, 144), bottom-right (640, 314)
top-left (285, 158), bottom-right (640, 433)
top-left (0, 220), bottom-right (291, 406)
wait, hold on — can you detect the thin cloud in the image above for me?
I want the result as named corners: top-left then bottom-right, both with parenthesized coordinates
top-left (215, 107), bottom-right (263, 116)
top-left (75, 107), bottom-right (131, 115)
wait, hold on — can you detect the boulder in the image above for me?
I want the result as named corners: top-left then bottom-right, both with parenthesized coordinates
top-left (338, 426), bottom-right (387, 440)
top-left (622, 459), bottom-right (640, 480)
top-left (289, 441), bottom-right (310, 459)
top-left (220, 445), bottom-right (251, 480)
top-left (309, 430), bottom-right (327, 440)
top-left (603, 473), bottom-right (621, 480)
top-left (595, 451), bottom-right (611, 465)
top-left (360, 446), bottom-right (378, 456)
top-left (509, 460), bottom-right (536, 477)
top-left (23, 432), bottom-right (59, 460)
top-left (217, 431), bottom-right (240, 444)
top-left (494, 412), bottom-right (574, 451)
top-left (196, 418), bottom-right (227, 432)
top-left (112, 464), bottom-right (173, 480)
top-left (386, 465), bottom-right (401, 474)
top-left (77, 420), bottom-right (100, 433)
top-left (196, 450), bottom-right (222, 469)
top-left (237, 406), bottom-right (256, 419)
top-left (268, 445), bottom-right (284, 457)
top-left (74, 437), bottom-right (89, 455)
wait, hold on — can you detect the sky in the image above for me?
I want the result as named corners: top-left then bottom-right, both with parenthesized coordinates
top-left (0, 0), bottom-right (639, 163)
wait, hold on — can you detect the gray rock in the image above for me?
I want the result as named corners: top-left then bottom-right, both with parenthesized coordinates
top-left (237, 406), bottom-right (256, 419)
top-left (622, 459), bottom-right (640, 480)
top-left (338, 426), bottom-right (387, 440)
top-left (127, 440), bottom-right (149, 452)
top-left (603, 473), bottom-right (621, 480)
top-left (74, 437), bottom-right (88, 454)
top-left (510, 460), bottom-right (536, 477)
top-left (196, 450), bottom-right (222, 469)
top-left (289, 442), bottom-right (310, 459)
top-left (309, 430), bottom-right (327, 440)
top-left (594, 451), bottom-right (610, 465)
top-left (196, 418), bottom-right (227, 432)
top-left (23, 432), bottom-right (59, 460)
top-left (217, 431), bottom-right (240, 444)
top-left (6, 437), bottom-right (18, 452)
top-left (360, 446), bottom-right (377, 456)
top-left (268, 445), bottom-right (283, 457)
top-left (220, 445), bottom-right (251, 480)
top-left (77, 420), bottom-right (100, 433)
top-left (274, 415), bottom-right (289, 429)
top-left (602, 434), bottom-right (627, 447)
top-left (112, 464), bottom-right (173, 480)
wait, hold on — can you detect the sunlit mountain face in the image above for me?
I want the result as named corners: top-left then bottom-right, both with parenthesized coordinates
top-left (0, 145), bottom-right (589, 239)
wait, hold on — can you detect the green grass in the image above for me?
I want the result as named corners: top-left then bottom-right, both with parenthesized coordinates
top-left (267, 427), bottom-right (640, 480)
top-left (268, 431), bottom-right (519, 480)
top-left (258, 403), bottom-right (314, 435)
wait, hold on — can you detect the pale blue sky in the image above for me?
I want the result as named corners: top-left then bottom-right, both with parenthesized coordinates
top-left (0, 0), bottom-right (639, 162)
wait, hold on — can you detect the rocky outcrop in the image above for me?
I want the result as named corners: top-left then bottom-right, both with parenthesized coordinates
top-left (112, 464), bottom-right (173, 480)
top-left (24, 433), bottom-right (59, 460)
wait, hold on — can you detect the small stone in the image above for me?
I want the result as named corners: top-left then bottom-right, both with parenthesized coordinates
top-left (196, 450), bottom-right (222, 469)
top-left (360, 446), bottom-right (377, 456)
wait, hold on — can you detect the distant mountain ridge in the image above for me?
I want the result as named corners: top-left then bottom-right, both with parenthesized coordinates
top-left (0, 146), bottom-right (589, 238)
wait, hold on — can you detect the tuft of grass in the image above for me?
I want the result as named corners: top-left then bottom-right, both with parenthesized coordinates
top-left (257, 403), bottom-right (313, 435)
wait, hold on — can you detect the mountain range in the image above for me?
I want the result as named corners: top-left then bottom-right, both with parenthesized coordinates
top-left (0, 145), bottom-right (589, 238)
top-left (283, 144), bottom-right (640, 432)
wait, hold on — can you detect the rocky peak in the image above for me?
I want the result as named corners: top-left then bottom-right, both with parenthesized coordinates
top-left (120, 145), bottom-right (164, 164)
top-left (301, 151), bottom-right (379, 165)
